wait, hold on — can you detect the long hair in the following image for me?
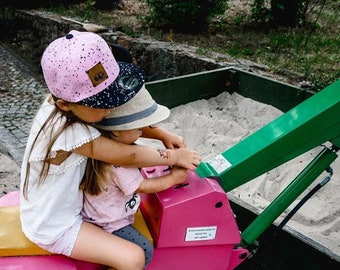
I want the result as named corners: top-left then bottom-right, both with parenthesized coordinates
top-left (80, 129), bottom-right (114, 196)
top-left (22, 95), bottom-right (91, 199)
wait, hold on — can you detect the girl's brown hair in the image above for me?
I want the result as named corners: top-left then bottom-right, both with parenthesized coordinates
top-left (22, 95), bottom-right (92, 199)
top-left (80, 129), bottom-right (114, 195)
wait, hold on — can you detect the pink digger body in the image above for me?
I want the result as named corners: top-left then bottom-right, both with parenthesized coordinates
top-left (0, 167), bottom-right (248, 270)
top-left (140, 167), bottom-right (248, 270)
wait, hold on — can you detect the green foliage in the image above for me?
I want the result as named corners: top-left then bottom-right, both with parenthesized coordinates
top-left (83, 0), bottom-right (93, 20)
top-left (249, 0), bottom-right (312, 27)
top-left (249, 0), bottom-right (272, 24)
top-left (142, 0), bottom-right (228, 33)
top-left (5, 0), bottom-right (338, 89)
top-left (216, 18), bottom-right (339, 90)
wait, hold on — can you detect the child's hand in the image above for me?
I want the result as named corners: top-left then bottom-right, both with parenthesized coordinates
top-left (171, 148), bottom-right (201, 170)
top-left (141, 126), bottom-right (186, 149)
top-left (161, 131), bottom-right (186, 149)
top-left (170, 166), bottom-right (188, 185)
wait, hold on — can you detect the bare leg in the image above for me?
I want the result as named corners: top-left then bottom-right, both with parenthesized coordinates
top-left (70, 221), bottom-right (145, 270)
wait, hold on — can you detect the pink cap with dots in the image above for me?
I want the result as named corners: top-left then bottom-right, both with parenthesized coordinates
top-left (41, 30), bottom-right (145, 108)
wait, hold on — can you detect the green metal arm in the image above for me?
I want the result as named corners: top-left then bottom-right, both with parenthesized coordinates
top-left (240, 145), bottom-right (338, 247)
top-left (196, 79), bottom-right (340, 192)
top-left (195, 79), bottom-right (340, 247)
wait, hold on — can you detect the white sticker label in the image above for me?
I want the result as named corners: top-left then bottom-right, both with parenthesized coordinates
top-left (208, 154), bottom-right (232, 174)
top-left (185, 226), bottom-right (217, 241)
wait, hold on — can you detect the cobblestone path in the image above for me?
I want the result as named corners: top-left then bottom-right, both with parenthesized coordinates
top-left (0, 42), bottom-right (47, 166)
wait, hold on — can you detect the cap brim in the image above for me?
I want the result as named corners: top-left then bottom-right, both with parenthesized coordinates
top-left (77, 62), bottom-right (145, 108)
top-left (96, 104), bottom-right (170, 131)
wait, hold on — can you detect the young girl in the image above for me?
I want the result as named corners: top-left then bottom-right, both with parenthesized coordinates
top-left (81, 84), bottom-right (189, 267)
top-left (20, 30), bottom-right (201, 270)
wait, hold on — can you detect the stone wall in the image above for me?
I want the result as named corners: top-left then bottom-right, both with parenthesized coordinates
top-left (1, 9), bottom-right (84, 74)
top-left (1, 9), bottom-right (274, 82)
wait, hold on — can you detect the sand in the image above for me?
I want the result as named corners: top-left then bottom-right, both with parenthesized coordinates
top-left (1, 91), bottom-right (339, 260)
top-left (139, 91), bottom-right (340, 259)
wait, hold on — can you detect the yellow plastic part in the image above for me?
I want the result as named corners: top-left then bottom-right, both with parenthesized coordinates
top-left (0, 206), bottom-right (153, 258)
top-left (0, 206), bottom-right (51, 256)
top-left (0, 204), bottom-right (152, 268)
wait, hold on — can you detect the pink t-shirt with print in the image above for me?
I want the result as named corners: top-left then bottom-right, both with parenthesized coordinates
top-left (82, 166), bottom-right (143, 233)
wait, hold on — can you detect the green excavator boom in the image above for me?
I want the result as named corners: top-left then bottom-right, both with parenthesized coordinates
top-left (196, 80), bottom-right (340, 192)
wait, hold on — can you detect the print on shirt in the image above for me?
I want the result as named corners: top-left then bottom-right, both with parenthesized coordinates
top-left (125, 192), bottom-right (140, 212)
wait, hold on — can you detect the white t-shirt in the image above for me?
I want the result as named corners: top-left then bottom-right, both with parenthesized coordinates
top-left (20, 97), bottom-right (101, 245)
top-left (82, 166), bottom-right (143, 233)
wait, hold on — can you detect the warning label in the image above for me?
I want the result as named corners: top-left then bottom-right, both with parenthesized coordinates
top-left (185, 226), bottom-right (217, 241)
top-left (208, 154), bottom-right (232, 174)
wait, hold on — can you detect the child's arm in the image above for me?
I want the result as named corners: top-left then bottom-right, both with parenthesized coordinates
top-left (137, 166), bottom-right (187, 193)
top-left (141, 126), bottom-right (186, 149)
top-left (73, 135), bottom-right (201, 170)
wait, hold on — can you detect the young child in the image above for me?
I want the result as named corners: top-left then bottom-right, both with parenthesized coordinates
top-left (20, 30), bottom-right (201, 270)
top-left (81, 84), bottom-right (188, 266)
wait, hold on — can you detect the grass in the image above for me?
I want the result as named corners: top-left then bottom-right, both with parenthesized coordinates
top-left (46, 0), bottom-right (339, 90)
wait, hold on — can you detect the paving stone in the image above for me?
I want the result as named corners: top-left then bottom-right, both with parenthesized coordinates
top-left (0, 42), bottom-right (46, 167)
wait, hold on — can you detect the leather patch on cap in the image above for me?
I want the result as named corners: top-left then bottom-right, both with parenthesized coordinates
top-left (86, 62), bottom-right (108, 87)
